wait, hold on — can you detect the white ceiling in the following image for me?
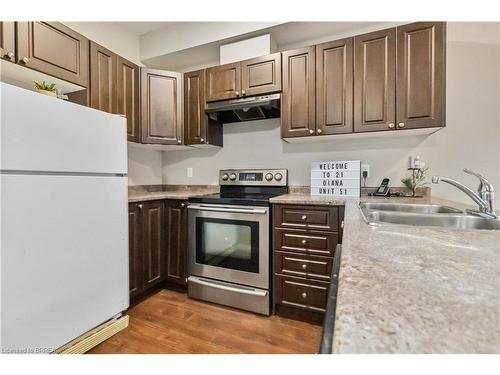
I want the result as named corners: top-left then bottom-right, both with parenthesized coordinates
top-left (141, 21), bottom-right (402, 71)
top-left (118, 22), bottom-right (173, 36)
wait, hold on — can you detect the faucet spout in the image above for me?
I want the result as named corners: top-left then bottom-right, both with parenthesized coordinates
top-left (432, 169), bottom-right (497, 218)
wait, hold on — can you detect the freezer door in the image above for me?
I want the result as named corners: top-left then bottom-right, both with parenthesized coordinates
top-left (0, 174), bottom-right (129, 352)
top-left (0, 82), bottom-right (127, 174)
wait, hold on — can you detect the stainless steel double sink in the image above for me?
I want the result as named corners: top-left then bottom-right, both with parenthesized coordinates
top-left (359, 202), bottom-right (500, 230)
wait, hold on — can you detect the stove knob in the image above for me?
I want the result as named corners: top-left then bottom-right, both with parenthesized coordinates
top-left (265, 173), bottom-right (274, 181)
top-left (274, 173), bottom-right (283, 181)
top-left (229, 173), bottom-right (237, 181)
top-left (221, 173), bottom-right (229, 181)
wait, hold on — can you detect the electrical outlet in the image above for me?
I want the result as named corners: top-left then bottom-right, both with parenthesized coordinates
top-left (361, 164), bottom-right (370, 178)
top-left (187, 167), bottom-right (193, 178)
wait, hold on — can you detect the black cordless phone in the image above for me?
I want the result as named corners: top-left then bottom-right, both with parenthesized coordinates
top-left (373, 178), bottom-right (390, 197)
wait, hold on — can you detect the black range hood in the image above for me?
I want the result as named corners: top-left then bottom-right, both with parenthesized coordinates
top-left (205, 93), bottom-right (280, 124)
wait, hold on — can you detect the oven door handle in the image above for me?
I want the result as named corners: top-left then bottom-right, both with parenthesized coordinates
top-left (187, 276), bottom-right (268, 297)
top-left (187, 205), bottom-right (268, 215)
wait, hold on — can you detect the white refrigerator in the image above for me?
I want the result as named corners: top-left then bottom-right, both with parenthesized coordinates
top-left (0, 82), bottom-right (129, 353)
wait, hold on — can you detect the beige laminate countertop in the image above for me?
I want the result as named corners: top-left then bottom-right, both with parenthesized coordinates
top-left (128, 185), bottom-right (218, 203)
top-left (270, 193), bottom-right (500, 353)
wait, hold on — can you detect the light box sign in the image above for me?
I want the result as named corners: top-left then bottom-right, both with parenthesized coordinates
top-left (311, 160), bottom-right (361, 197)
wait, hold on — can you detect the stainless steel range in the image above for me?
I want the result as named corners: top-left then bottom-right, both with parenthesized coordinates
top-left (187, 169), bottom-right (288, 315)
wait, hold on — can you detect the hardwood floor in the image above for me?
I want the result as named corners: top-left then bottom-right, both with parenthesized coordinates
top-left (88, 289), bottom-right (322, 354)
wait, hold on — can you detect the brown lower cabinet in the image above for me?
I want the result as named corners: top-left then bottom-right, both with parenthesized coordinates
top-left (164, 200), bottom-right (188, 285)
top-left (273, 204), bottom-right (343, 321)
top-left (128, 199), bottom-right (188, 303)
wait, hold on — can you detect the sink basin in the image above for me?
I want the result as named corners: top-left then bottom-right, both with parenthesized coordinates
top-left (365, 211), bottom-right (500, 230)
top-left (359, 202), bottom-right (463, 214)
top-left (359, 202), bottom-right (500, 230)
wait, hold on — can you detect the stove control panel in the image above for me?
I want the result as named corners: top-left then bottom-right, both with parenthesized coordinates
top-left (219, 169), bottom-right (288, 186)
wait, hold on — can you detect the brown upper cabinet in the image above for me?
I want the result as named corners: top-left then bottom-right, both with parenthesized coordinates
top-left (16, 22), bottom-right (89, 87)
top-left (206, 53), bottom-right (281, 102)
top-left (281, 46), bottom-right (316, 138)
top-left (116, 56), bottom-right (140, 142)
top-left (141, 68), bottom-right (183, 145)
top-left (396, 22), bottom-right (445, 130)
top-left (0, 22), bottom-right (16, 62)
top-left (241, 53), bottom-right (282, 97)
top-left (184, 69), bottom-right (223, 146)
top-left (316, 38), bottom-right (354, 135)
top-left (89, 42), bottom-right (140, 142)
top-left (354, 23), bottom-right (445, 133)
top-left (206, 61), bottom-right (241, 102)
top-left (90, 42), bottom-right (116, 114)
top-left (354, 28), bottom-right (396, 133)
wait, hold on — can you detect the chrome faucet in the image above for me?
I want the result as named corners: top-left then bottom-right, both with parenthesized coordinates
top-left (432, 169), bottom-right (497, 219)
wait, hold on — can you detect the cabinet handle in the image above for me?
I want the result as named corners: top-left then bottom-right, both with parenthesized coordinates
top-left (301, 215), bottom-right (307, 220)
top-left (138, 204), bottom-right (143, 209)
top-left (302, 264), bottom-right (307, 270)
top-left (6, 51), bottom-right (14, 60)
top-left (317, 129), bottom-right (323, 134)
top-left (200, 138), bottom-right (204, 143)
top-left (235, 91), bottom-right (239, 96)
top-left (388, 123), bottom-right (395, 129)
top-left (301, 239), bottom-right (307, 245)
top-left (308, 129), bottom-right (314, 135)
top-left (181, 203), bottom-right (186, 208)
top-left (21, 57), bottom-right (29, 64)
top-left (242, 90), bottom-right (246, 96)
top-left (177, 140), bottom-right (182, 145)
top-left (341, 220), bottom-right (344, 229)
top-left (398, 122), bottom-right (405, 129)
top-left (301, 292), bottom-right (307, 299)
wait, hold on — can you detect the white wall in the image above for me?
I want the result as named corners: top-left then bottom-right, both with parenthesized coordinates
top-left (127, 146), bottom-right (163, 186)
top-left (161, 22), bottom-right (500, 208)
top-left (62, 22), bottom-right (142, 66)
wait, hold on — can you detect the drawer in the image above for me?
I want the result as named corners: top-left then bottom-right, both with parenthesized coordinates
top-left (274, 275), bottom-right (330, 312)
top-left (275, 251), bottom-right (333, 281)
top-left (274, 228), bottom-right (338, 257)
top-left (273, 204), bottom-right (339, 231)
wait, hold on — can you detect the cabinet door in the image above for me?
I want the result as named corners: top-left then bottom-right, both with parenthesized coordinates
top-left (164, 200), bottom-right (188, 285)
top-left (117, 56), bottom-right (140, 142)
top-left (241, 53), bottom-right (282, 97)
top-left (316, 38), bottom-right (353, 135)
top-left (0, 22), bottom-right (15, 62)
top-left (206, 62), bottom-right (241, 102)
top-left (142, 200), bottom-right (165, 289)
top-left (128, 203), bottom-right (144, 300)
top-left (141, 68), bottom-right (183, 145)
top-left (354, 28), bottom-right (396, 133)
top-left (89, 41), bottom-right (116, 113)
top-left (16, 22), bottom-right (89, 87)
top-left (396, 22), bottom-right (446, 130)
top-left (184, 69), bottom-right (207, 145)
top-left (281, 46), bottom-right (316, 138)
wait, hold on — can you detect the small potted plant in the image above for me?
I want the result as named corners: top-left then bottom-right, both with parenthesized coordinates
top-left (34, 81), bottom-right (57, 97)
top-left (401, 167), bottom-right (429, 198)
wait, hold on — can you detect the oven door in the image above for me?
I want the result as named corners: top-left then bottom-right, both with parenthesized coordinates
top-left (188, 204), bottom-right (269, 289)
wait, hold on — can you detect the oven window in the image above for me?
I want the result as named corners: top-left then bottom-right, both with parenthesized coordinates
top-left (195, 217), bottom-right (259, 273)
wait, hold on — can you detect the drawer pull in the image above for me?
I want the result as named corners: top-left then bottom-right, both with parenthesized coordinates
top-left (301, 215), bottom-right (307, 220)
top-left (301, 264), bottom-right (307, 270)
top-left (301, 292), bottom-right (307, 299)
top-left (301, 239), bottom-right (307, 245)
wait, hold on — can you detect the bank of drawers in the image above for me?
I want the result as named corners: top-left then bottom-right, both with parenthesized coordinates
top-left (273, 204), bottom-right (343, 314)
